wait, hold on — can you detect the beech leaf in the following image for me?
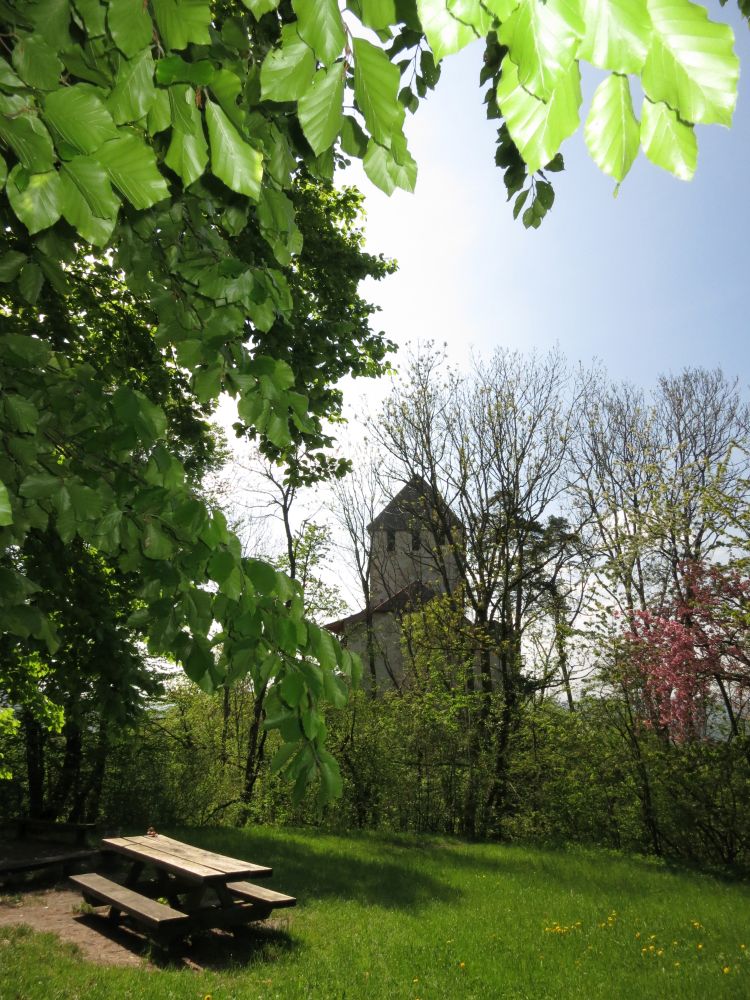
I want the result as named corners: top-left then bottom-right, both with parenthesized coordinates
top-left (640, 96), bottom-right (696, 180)
top-left (497, 55), bottom-right (582, 174)
top-left (298, 65), bottom-right (345, 157)
top-left (205, 99), bottom-right (263, 199)
top-left (584, 73), bottom-right (640, 181)
top-left (642, 0), bottom-right (739, 127)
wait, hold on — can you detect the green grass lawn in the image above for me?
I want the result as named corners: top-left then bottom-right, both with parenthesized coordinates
top-left (2, 827), bottom-right (749, 999)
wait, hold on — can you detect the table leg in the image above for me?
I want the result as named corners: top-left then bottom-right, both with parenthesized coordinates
top-left (124, 861), bottom-right (144, 888)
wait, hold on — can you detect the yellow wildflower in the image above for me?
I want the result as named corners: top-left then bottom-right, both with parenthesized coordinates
top-left (723, 966), bottom-right (731, 974)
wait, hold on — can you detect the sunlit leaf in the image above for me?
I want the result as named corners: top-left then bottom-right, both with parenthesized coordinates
top-left (584, 73), bottom-right (640, 181)
top-left (640, 95), bottom-right (696, 179)
top-left (642, 0), bottom-right (739, 127)
top-left (497, 55), bottom-right (582, 174)
top-left (499, 0), bottom-right (585, 102)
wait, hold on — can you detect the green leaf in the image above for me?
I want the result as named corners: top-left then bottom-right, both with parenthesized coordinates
top-left (0, 251), bottom-right (27, 282)
top-left (0, 56), bottom-right (25, 90)
top-left (340, 115), bottom-right (368, 157)
top-left (108, 0), bottom-right (155, 57)
top-left (484, 0), bottom-right (522, 19)
top-left (11, 33), bottom-right (63, 91)
top-left (165, 125), bottom-right (208, 187)
top-left (269, 741), bottom-right (298, 775)
top-left (19, 471), bottom-right (61, 499)
top-left (260, 24), bottom-right (315, 102)
top-left (353, 38), bottom-right (405, 144)
top-left (579, 0), bottom-right (652, 74)
top-left (318, 752), bottom-right (342, 799)
top-left (362, 0), bottom-right (396, 29)
top-left (59, 155), bottom-right (120, 217)
top-left (4, 394), bottom-right (38, 432)
top-left (241, 0), bottom-right (280, 15)
top-left (448, 0), bottom-right (493, 35)
top-left (281, 670), bottom-right (306, 707)
top-left (642, 0), bottom-right (739, 127)
top-left (59, 155), bottom-right (119, 244)
top-left (416, 0), bottom-right (480, 62)
top-left (584, 73), bottom-right (640, 181)
top-left (0, 114), bottom-right (55, 172)
top-left (0, 480), bottom-right (12, 527)
top-left (298, 65), bottom-right (345, 157)
top-left (245, 557), bottom-right (277, 593)
top-left (151, 0), bottom-right (212, 50)
top-left (95, 132), bottom-right (170, 208)
top-left (205, 99), bottom-right (263, 199)
top-left (7, 166), bottom-right (63, 234)
top-left (309, 623), bottom-right (339, 670)
top-left (499, 0), bottom-right (585, 102)
top-left (44, 85), bottom-right (119, 154)
top-left (74, 0), bottom-right (107, 36)
top-left (18, 262), bottom-right (44, 303)
top-left (497, 55), bottom-right (582, 174)
top-left (147, 88), bottom-right (171, 133)
top-left (363, 138), bottom-right (417, 194)
top-left (107, 48), bottom-right (157, 124)
top-left (164, 89), bottom-right (207, 185)
top-left (293, 0), bottom-right (345, 66)
top-left (640, 96), bottom-right (696, 180)
top-left (323, 668), bottom-right (348, 708)
top-left (265, 411), bottom-right (292, 448)
top-left (143, 520), bottom-right (174, 559)
top-left (156, 55), bottom-right (216, 86)
top-left (28, 0), bottom-right (73, 47)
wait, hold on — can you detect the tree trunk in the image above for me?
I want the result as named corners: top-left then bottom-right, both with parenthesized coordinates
top-left (23, 712), bottom-right (45, 819)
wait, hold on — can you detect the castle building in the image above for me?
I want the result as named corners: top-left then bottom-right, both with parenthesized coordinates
top-left (326, 477), bottom-right (463, 689)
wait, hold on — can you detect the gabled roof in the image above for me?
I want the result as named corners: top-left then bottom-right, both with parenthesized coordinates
top-left (325, 581), bottom-right (436, 635)
top-left (367, 475), bottom-right (463, 534)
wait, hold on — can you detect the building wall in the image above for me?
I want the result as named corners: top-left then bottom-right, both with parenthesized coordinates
top-left (369, 527), bottom-right (461, 605)
top-left (340, 615), bottom-right (405, 691)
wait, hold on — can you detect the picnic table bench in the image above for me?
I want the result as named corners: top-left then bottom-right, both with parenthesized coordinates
top-left (0, 819), bottom-right (99, 885)
top-left (69, 833), bottom-right (296, 944)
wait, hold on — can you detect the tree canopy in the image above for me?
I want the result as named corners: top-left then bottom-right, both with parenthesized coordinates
top-left (0, 0), bottom-right (744, 803)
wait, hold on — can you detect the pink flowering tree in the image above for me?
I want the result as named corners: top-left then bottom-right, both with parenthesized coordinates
top-left (620, 562), bottom-right (750, 741)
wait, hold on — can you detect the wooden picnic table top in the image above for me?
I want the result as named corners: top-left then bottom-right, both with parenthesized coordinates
top-left (102, 833), bottom-right (273, 884)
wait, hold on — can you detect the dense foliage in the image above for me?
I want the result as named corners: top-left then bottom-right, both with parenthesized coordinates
top-left (0, 0), bottom-right (745, 808)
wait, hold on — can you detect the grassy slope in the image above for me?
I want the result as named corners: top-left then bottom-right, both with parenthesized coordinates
top-left (2, 827), bottom-right (749, 999)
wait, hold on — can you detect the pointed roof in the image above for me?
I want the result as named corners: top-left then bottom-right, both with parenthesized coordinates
top-left (367, 476), bottom-right (463, 534)
top-left (325, 581), bottom-right (437, 635)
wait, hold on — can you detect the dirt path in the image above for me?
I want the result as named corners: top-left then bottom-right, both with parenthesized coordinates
top-left (0, 884), bottom-right (294, 971)
top-left (0, 886), bottom-right (147, 966)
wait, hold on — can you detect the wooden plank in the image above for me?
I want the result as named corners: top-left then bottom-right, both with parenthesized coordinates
top-left (103, 836), bottom-right (269, 882)
top-left (69, 873), bottom-right (188, 929)
top-left (225, 880), bottom-right (297, 909)
top-left (0, 849), bottom-right (98, 875)
top-left (127, 834), bottom-right (273, 878)
top-left (102, 837), bottom-right (221, 882)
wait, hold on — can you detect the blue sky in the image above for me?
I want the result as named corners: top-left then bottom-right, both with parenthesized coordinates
top-left (339, 6), bottom-right (750, 416)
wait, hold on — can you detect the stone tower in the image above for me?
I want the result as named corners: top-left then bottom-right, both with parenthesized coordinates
top-left (367, 476), bottom-right (462, 605)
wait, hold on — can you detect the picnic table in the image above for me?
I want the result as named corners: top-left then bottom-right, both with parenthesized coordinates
top-left (69, 832), bottom-right (295, 944)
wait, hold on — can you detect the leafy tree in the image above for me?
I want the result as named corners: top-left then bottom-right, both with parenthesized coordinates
top-left (0, 0), bottom-right (743, 804)
top-left (621, 561), bottom-right (750, 741)
top-left (374, 345), bottom-right (590, 829)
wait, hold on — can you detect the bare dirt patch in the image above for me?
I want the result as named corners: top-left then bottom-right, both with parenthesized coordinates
top-left (0, 884), bottom-right (295, 971)
top-left (0, 886), bottom-right (146, 966)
